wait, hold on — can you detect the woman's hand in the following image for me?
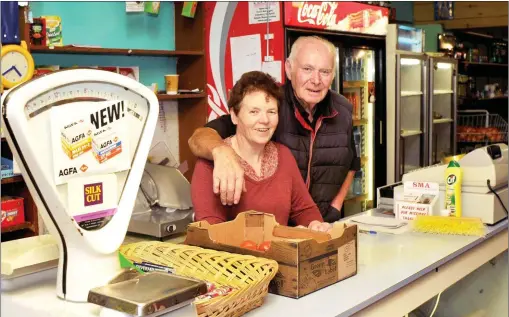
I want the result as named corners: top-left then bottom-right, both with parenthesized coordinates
top-left (307, 220), bottom-right (333, 233)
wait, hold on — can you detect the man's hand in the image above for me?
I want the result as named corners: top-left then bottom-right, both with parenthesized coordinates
top-left (211, 145), bottom-right (246, 205)
top-left (307, 220), bottom-right (333, 233)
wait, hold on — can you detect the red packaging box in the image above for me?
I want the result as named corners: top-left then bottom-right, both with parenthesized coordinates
top-left (1, 196), bottom-right (25, 229)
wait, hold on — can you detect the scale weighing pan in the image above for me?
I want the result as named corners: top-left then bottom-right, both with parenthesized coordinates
top-left (88, 271), bottom-right (207, 316)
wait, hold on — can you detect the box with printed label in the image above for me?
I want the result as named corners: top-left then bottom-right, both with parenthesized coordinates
top-left (1, 156), bottom-right (14, 179)
top-left (92, 128), bottom-right (123, 164)
top-left (185, 211), bottom-right (358, 298)
top-left (395, 181), bottom-right (440, 221)
top-left (1, 196), bottom-right (25, 229)
top-left (60, 119), bottom-right (93, 160)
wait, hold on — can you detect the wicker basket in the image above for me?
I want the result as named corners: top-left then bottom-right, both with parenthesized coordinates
top-left (119, 242), bottom-right (278, 317)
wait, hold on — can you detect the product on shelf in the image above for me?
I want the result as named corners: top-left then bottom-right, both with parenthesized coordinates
top-left (42, 16), bottom-right (63, 47)
top-left (34, 65), bottom-right (60, 78)
top-left (1, 196), bottom-right (25, 229)
top-left (457, 126), bottom-right (505, 143)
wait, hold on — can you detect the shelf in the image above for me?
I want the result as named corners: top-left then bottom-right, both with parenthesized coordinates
top-left (345, 193), bottom-right (368, 203)
top-left (157, 93), bottom-right (207, 101)
top-left (30, 45), bottom-right (204, 57)
top-left (474, 96), bottom-right (508, 101)
top-left (433, 90), bottom-right (453, 95)
top-left (460, 61), bottom-right (508, 67)
top-left (433, 118), bottom-right (454, 124)
top-left (343, 81), bottom-right (367, 89)
top-left (353, 119), bottom-right (368, 126)
top-left (401, 91), bottom-right (423, 97)
top-left (1, 175), bottom-right (24, 185)
top-left (1, 221), bottom-right (32, 233)
top-left (401, 130), bottom-right (423, 137)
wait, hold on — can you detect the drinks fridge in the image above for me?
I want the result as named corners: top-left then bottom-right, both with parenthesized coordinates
top-left (284, 2), bottom-right (390, 216)
top-left (386, 24), bottom-right (458, 184)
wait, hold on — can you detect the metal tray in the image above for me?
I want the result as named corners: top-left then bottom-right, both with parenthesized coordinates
top-left (88, 271), bottom-right (207, 316)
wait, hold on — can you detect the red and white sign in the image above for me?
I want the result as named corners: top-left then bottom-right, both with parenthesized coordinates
top-left (395, 181), bottom-right (440, 221)
top-left (284, 2), bottom-right (389, 35)
top-left (204, 2), bottom-right (285, 121)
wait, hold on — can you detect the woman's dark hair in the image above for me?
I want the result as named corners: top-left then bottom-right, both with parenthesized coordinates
top-left (228, 71), bottom-right (282, 115)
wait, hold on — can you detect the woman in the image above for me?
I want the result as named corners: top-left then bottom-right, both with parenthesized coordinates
top-left (191, 71), bottom-right (331, 232)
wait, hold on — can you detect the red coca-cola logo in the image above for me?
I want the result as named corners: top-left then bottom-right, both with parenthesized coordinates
top-left (297, 2), bottom-right (338, 27)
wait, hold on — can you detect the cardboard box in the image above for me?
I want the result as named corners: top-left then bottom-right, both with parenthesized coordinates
top-left (1, 196), bottom-right (25, 229)
top-left (185, 211), bottom-right (358, 298)
top-left (1, 156), bottom-right (14, 179)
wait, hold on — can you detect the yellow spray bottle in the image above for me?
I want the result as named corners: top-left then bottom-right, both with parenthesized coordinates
top-left (444, 160), bottom-right (462, 217)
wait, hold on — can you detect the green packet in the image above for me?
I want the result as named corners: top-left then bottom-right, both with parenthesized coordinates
top-left (118, 252), bottom-right (175, 274)
top-left (144, 2), bottom-right (161, 15)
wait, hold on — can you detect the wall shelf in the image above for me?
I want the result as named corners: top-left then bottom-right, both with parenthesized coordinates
top-left (433, 118), bottom-right (454, 124)
top-left (353, 119), bottom-right (368, 126)
top-left (433, 90), bottom-right (454, 95)
top-left (1, 221), bottom-right (33, 234)
top-left (401, 91), bottom-right (423, 97)
top-left (1, 175), bottom-right (24, 185)
top-left (157, 93), bottom-right (207, 101)
top-left (401, 130), bottom-right (423, 137)
top-left (344, 81), bottom-right (367, 89)
top-left (30, 45), bottom-right (204, 57)
top-left (345, 193), bottom-right (368, 203)
top-left (460, 61), bottom-right (508, 67)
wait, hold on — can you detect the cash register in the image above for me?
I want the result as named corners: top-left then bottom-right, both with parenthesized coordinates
top-left (398, 144), bottom-right (508, 224)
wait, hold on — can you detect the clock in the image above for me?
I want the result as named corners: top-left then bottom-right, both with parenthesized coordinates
top-left (1, 41), bottom-right (35, 89)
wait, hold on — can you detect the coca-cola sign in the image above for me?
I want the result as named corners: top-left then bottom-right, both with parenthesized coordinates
top-left (284, 1), bottom-right (389, 35)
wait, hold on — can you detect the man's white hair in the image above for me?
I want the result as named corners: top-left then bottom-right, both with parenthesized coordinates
top-left (288, 36), bottom-right (336, 71)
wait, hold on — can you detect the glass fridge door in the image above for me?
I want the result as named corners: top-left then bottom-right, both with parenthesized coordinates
top-left (396, 54), bottom-right (428, 181)
top-left (342, 48), bottom-right (376, 211)
top-left (429, 58), bottom-right (457, 164)
top-left (331, 47), bottom-right (341, 94)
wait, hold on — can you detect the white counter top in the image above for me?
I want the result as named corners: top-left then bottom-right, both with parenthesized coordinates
top-left (2, 219), bottom-right (507, 317)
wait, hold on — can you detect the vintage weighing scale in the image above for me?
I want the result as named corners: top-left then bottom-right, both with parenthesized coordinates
top-left (1, 69), bottom-right (206, 316)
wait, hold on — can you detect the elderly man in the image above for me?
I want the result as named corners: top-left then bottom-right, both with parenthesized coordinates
top-left (188, 35), bottom-right (360, 223)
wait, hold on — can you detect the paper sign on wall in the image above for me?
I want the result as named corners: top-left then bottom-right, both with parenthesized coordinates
top-left (261, 61), bottom-right (282, 83)
top-left (126, 2), bottom-right (145, 12)
top-left (50, 100), bottom-right (132, 185)
top-left (230, 34), bottom-right (262, 84)
top-left (248, 2), bottom-right (280, 24)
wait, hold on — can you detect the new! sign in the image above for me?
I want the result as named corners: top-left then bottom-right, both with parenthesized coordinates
top-left (284, 2), bottom-right (389, 36)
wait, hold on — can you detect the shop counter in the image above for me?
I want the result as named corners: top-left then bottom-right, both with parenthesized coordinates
top-left (2, 219), bottom-right (507, 317)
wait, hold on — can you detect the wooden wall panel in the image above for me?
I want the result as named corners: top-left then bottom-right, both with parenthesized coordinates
top-left (414, 1), bottom-right (508, 29)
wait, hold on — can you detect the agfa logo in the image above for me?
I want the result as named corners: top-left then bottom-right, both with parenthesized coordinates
top-left (446, 174), bottom-right (457, 185)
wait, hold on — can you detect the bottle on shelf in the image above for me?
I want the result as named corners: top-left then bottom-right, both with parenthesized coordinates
top-left (353, 168), bottom-right (364, 195)
top-left (353, 127), bottom-right (362, 156)
top-left (344, 53), bottom-right (351, 82)
top-left (358, 58), bottom-right (364, 81)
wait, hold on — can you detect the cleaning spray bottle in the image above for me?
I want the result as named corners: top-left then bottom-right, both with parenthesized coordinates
top-left (444, 160), bottom-right (462, 217)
